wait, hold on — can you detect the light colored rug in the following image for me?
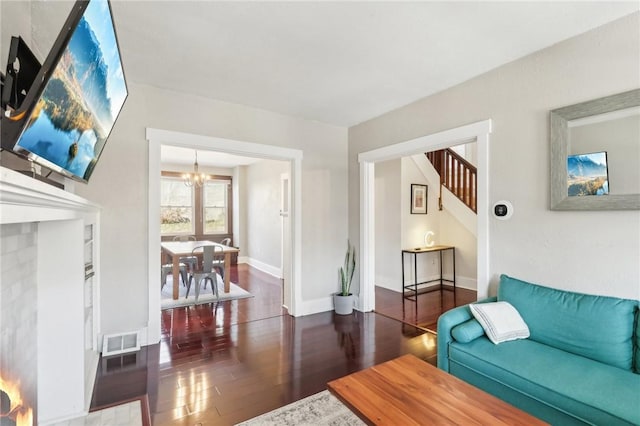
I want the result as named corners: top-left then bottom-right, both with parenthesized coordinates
top-left (50, 399), bottom-right (144, 426)
top-left (236, 390), bottom-right (364, 426)
top-left (161, 274), bottom-right (253, 309)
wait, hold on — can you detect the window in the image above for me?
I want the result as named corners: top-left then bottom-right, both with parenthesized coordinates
top-left (160, 176), bottom-right (193, 234)
top-left (204, 180), bottom-right (229, 234)
top-left (161, 172), bottom-right (232, 237)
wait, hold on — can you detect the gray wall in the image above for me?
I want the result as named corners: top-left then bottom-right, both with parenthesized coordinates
top-left (374, 159), bottom-right (401, 290)
top-left (243, 159), bottom-right (289, 273)
top-left (4, 2), bottom-right (349, 337)
top-left (76, 81), bottom-right (347, 336)
top-left (350, 13), bottom-right (640, 300)
top-left (4, 3), bottom-right (638, 344)
top-left (1, 1), bottom-right (32, 61)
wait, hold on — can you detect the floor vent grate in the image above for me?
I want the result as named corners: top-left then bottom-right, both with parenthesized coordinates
top-left (102, 331), bottom-right (140, 356)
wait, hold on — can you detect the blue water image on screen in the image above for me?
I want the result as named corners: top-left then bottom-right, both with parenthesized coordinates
top-left (15, 0), bottom-right (127, 181)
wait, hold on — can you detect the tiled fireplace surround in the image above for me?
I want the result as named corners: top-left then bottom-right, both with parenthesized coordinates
top-left (0, 166), bottom-right (100, 425)
top-left (1, 223), bottom-right (38, 425)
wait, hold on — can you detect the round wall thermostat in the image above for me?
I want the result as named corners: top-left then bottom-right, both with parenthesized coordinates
top-left (493, 200), bottom-right (513, 220)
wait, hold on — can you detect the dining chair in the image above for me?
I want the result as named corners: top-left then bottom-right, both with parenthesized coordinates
top-left (186, 245), bottom-right (222, 301)
top-left (173, 235), bottom-right (198, 276)
top-left (202, 244), bottom-right (225, 290)
top-left (212, 238), bottom-right (231, 284)
top-left (161, 262), bottom-right (188, 290)
top-left (210, 244), bottom-right (226, 282)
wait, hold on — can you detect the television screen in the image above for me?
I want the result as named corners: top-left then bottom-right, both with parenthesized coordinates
top-left (11, 0), bottom-right (127, 182)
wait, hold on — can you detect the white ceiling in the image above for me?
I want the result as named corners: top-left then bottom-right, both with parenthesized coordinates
top-left (107, 1), bottom-right (638, 128)
top-left (23, 1), bottom-right (640, 166)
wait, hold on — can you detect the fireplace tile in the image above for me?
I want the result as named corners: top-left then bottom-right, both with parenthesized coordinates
top-left (1, 223), bottom-right (38, 425)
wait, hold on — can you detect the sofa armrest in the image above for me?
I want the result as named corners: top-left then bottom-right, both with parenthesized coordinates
top-left (437, 297), bottom-right (496, 372)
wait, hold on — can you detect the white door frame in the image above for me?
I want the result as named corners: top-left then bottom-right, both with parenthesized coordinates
top-left (146, 128), bottom-right (303, 344)
top-left (280, 173), bottom-right (291, 309)
top-left (358, 120), bottom-right (492, 312)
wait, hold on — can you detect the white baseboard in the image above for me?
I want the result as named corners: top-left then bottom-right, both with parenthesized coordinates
top-left (454, 276), bottom-right (477, 291)
top-left (381, 274), bottom-right (477, 293)
top-left (298, 276), bottom-right (477, 317)
top-left (241, 257), bottom-right (282, 278)
top-left (414, 274), bottom-right (476, 291)
top-left (84, 351), bottom-right (99, 412)
top-left (296, 294), bottom-right (367, 316)
top-left (298, 296), bottom-right (334, 315)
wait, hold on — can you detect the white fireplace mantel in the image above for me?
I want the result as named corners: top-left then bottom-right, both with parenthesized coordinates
top-left (1, 165), bottom-right (101, 423)
top-left (0, 166), bottom-right (99, 224)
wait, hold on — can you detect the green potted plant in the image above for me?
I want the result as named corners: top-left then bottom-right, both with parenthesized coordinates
top-left (334, 241), bottom-right (356, 315)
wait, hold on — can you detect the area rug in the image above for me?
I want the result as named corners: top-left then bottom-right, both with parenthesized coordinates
top-left (236, 390), bottom-right (364, 426)
top-left (161, 275), bottom-right (253, 309)
top-left (51, 396), bottom-right (150, 426)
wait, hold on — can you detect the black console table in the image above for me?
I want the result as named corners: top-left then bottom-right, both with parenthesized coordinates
top-left (401, 245), bottom-right (456, 300)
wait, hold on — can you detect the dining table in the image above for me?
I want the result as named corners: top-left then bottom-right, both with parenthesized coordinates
top-left (160, 240), bottom-right (240, 300)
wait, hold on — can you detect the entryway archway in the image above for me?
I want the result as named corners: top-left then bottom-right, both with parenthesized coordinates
top-left (146, 128), bottom-right (303, 344)
top-left (358, 120), bottom-right (492, 312)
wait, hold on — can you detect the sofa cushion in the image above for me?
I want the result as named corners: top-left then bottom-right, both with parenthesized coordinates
top-left (451, 319), bottom-right (485, 343)
top-left (449, 337), bottom-right (640, 425)
top-left (635, 307), bottom-right (640, 374)
top-left (469, 301), bottom-right (529, 344)
top-left (498, 274), bottom-right (636, 370)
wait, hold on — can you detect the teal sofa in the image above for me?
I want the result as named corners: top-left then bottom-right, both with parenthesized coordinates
top-left (437, 274), bottom-right (640, 425)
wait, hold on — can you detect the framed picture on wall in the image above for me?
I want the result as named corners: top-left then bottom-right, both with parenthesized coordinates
top-left (411, 184), bottom-right (428, 214)
top-left (567, 151), bottom-right (609, 197)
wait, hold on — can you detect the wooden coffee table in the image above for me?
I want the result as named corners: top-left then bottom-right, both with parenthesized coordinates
top-left (327, 354), bottom-right (548, 425)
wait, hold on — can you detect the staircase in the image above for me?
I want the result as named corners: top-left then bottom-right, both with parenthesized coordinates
top-left (426, 149), bottom-right (477, 213)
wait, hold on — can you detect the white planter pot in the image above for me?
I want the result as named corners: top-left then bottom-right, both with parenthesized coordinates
top-left (334, 293), bottom-right (354, 315)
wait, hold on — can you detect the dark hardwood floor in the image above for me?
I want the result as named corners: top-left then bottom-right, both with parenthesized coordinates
top-left (374, 285), bottom-right (477, 332)
top-left (91, 264), bottom-right (475, 425)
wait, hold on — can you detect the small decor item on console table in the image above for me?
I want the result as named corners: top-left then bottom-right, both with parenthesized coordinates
top-left (334, 241), bottom-right (356, 315)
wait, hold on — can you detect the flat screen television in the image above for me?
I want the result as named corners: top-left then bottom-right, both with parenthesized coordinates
top-left (1, 0), bottom-right (127, 183)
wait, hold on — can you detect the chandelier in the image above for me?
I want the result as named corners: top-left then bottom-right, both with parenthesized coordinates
top-left (183, 151), bottom-right (207, 187)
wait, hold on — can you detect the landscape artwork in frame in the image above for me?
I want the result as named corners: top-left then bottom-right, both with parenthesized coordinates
top-left (411, 184), bottom-right (428, 214)
top-left (567, 151), bottom-right (609, 197)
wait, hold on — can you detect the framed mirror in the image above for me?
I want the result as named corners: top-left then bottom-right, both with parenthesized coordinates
top-left (550, 89), bottom-right (640, 210)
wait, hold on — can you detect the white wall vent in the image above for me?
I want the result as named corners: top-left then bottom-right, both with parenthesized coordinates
top-left (102, 331), bottom-right (140, 357)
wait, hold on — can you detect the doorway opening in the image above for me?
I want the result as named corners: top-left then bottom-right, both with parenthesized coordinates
top-left (158, 148), bottom-right (290, 314)
top-left (358, 120), bottom-right (492, 316)
top-left (146, 128), bottom-right (303, 344)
